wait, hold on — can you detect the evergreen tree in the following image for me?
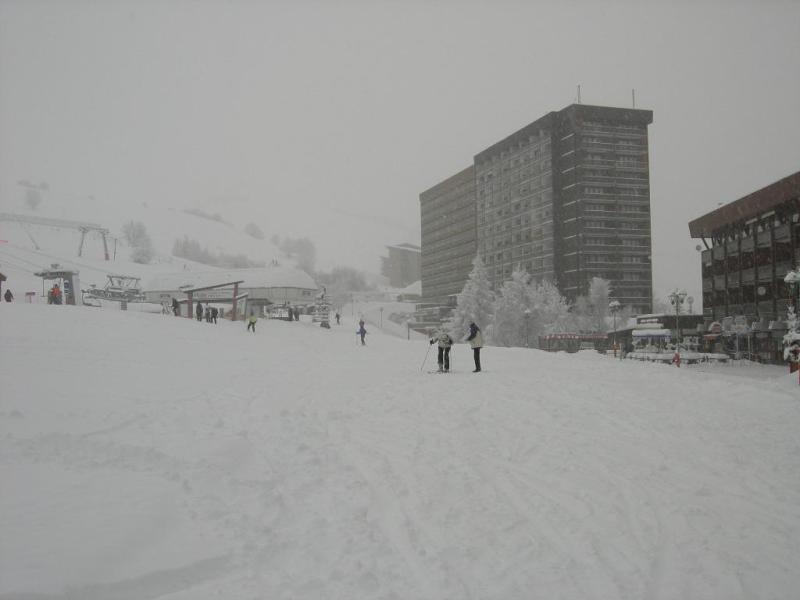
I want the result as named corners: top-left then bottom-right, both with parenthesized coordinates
top-left (449, 255), bottom-right (494, 341)
top-left (588, 277), bottom-right (611, 331)
top-left (491, 268), bottom-right (572, 348)
top-left (531, 280), bottom-right (572, 342)
top-left (571, 277), bottom-right (611, 332)
top-left (122, 221), bottom-right (154, 264)
top-left (492, 267), bottom-right (532, 347)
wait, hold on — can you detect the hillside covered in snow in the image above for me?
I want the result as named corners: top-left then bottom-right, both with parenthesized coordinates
top-left (0, 195), bottom-right (308, 298)
top-left (1, 302), bottom-right (798, 599)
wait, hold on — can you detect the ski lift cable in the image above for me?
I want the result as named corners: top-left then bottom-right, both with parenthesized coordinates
top-left (0, 244), bottom-right (118, 276)
top-left (0, 247), bottom-right (48, 272)
top-left (0, 255), bottom-right (39, 275)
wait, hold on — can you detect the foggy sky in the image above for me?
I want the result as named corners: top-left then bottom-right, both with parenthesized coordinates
top-left (1, 0), bottom-right (799, 305)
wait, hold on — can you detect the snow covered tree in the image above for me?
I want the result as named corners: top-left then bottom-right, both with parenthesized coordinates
top-left (449, 255), bottom-right (494, 341)
top-left (588, 277), bottom-right (611, 331)
top-left (491, 267), bottom-right (532, 347)
top-left (531, 280), bottom-right (572, 340)
top-left (783, 267), bottom-right (800, 364)
top-left (571, 277), bottom-right (611, 332)
top-left (491, 269), bottom-right (572, 347)
top-left (122, 220), bottom-right (154, 264)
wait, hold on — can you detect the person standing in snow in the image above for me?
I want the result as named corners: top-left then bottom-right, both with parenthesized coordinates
top-left (247, 311), bottom-right (257, 333)
top-left (466, 322), bottom-right (483, 372)
top-left (358, 320), bottom-right (367, 345)
top-left (335, 312), bottom-right (340, 325)
top-left (211, 306), bottom-right (218, 324)
top-left (49, 283), bottom-right (62, 305)
top-left (4, 289), bottom-right (12, 302)
top-left (429, 328), bottom-right (453, 372)
top-left (196, 302), bottom-right (203, 322)
top-left (171, 297), bottom-right (180, 316)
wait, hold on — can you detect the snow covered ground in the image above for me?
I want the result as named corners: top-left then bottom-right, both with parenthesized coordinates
top-left (1, 303), bottom-right (799, 599)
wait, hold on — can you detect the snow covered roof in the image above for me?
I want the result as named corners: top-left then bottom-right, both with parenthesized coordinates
top-left (399, 280), bottom-right (421, 294)
top-left (386, 243), bottom-right (421, 253)
top-left (143, 265), bottom-right (317, 292)
top-left (633, 329), bottom-right (672, 337)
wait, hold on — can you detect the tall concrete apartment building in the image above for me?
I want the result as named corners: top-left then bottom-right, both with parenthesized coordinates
top-left (419, 166), bottom-right (477, 308)
top-left (420, 103), bottom-right (654, 316)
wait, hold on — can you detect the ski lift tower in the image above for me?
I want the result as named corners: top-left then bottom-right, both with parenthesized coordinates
top-left (34, 265), bottom-right (82, 306)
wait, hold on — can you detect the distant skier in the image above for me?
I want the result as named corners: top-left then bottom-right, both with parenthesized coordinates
top-left (211, 306), bottom-right (218, 324)
top-left (466, 322), bottom-right (483, 372)
top-left (358, 320), bottom-right (367, 345)
top-left (196, 302), bottom-right (203, 322)
top-left (287, 306), bottom-right (293, 321)
top-left (335, 312), bottom-right (340, 325)
top-left (429, 328), bottom-right (453, 372)
top-left (4, 289), bottom-right (12, 302)
top-left (247, 311), bottom-right (258, 333)
top-left (171, 297), bottom-right (180, 316)
top-left (205, 306), bottom-right (213, 323)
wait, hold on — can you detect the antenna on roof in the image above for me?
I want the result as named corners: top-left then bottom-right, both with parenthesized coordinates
top-left (632, 89), bottom-right (636, 108)
top-left (577, 84), bottom-right (582, 104)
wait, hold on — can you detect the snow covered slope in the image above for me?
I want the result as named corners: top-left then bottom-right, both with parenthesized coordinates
top-left (0, 198), bottom-right (295, 300)
top-left (1, 303), bottom-right (799, 599)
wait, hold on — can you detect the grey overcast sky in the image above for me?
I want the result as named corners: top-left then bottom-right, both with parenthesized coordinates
top-left (1, 0), bottom-right (799, 304)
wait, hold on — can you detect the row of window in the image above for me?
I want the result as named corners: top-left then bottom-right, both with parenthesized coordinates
top-left (584, 203), bottom-right (649, 213)
top-left (584, 221), bottom-right (648, 231)
top-left (582, 237), bottom-right (649, 248)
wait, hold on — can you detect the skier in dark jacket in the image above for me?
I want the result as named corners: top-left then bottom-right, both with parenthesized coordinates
top-left (358, 320), bottom-right (367, 345)
top-left (211, 306), bottom-right (218, 323)
top-left (4, 289), bottom-right (12, 302)
top-left (171, 297), bottom-right (180, 316)
top-left (466, 322), bottom-right (483, 372)
top-left (196, 302), bottom-right (203, 321)
top-left (429, 328), bottom-right (454, 372)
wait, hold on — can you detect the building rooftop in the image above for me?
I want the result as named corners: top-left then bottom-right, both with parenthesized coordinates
top-left (688, 171), bottom-right (800, 238)
top-left (144, 265), bottom-right (317, 292)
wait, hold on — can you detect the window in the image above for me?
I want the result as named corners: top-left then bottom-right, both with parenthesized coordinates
top-left (622, 239), bottom-right (647, 247)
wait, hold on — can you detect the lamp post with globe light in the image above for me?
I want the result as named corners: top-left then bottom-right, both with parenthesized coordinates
top-left (608, 300), bottom-right (621, 356)
top-left (668, 289), bottom-right (688, 348)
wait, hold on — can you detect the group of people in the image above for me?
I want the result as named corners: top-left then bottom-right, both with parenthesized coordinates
top-left (429, 321), bottom-right (484, 373)
top-left (195, 302), bottom-right (219, 324)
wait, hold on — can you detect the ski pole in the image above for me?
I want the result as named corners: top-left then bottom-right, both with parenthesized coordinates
top-left (420, 342), bottom-right (433, 372)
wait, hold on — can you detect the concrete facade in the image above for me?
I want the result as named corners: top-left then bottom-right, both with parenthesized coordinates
top-left (419, 166), bottom-right (477, 308)
top-left (381, 243), bottom-right (421, 288)
top-left (689, 171), bottom-right (800, 323)
top-left (419, 104), bottom-right (654, 317)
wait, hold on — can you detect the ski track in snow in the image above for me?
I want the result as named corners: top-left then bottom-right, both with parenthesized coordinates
top-left (1, 303), bottom-right (799, 599)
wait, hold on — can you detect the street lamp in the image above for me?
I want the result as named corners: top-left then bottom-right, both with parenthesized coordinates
top-left (609, 300), bottom-right (621, 356)
top-left (524, 309), bottom-right (531, 347)
top-left (668, 289), bottom-right (688, 348)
